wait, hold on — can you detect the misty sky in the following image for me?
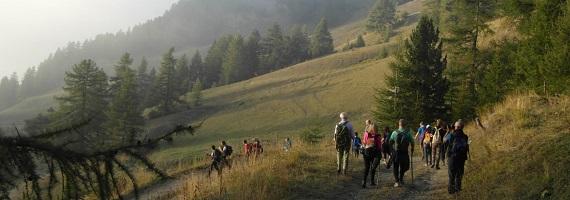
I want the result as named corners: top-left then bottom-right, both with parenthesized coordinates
top-left (0, 0), bottom-right (178, 78)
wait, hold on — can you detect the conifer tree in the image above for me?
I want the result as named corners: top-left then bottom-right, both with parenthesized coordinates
top-left (105, 60), bottom-right (143, 144)
top-left (244, 30), bottom-right (261, 77)
top-left (285, 26), bottom-right (310, 64)
top-left (109, 53), bottom-right (134, 96)
top-left (19, 67), bottom-right (37, 99)
top-left (144, 67), bottom-right (159, 108)
top-left (374, 16), bottom-right (449, 124)
top-left (354, 34), bottom-right (366, 48)
top-left (51, 59), bottom-right (108, 128)
top-left (189, 50), bottom-right (204, 82)
top-left (366, 0), bottom-right (396, 33)
top-left (0, 77), bottom-right (11, 109)
top-left (221, 35), bottom-right (246, 84)
top-left (190, 78), bottom-right (203, 107)
top-left (137, 57), bottom-right (152, 109)
top-left (175, 54), bottom-right (190, 95)
top-left (156, 47), bottom-right (178, 112)
top-left (309, 18), bottom-right (334, 58)
top-left (260, 24), bottom-right (285, 72)
top-left (204, 37), bottom-right (231, 87)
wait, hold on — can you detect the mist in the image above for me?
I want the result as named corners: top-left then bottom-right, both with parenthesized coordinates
top-left (0, 0), bottom-right (178, 78)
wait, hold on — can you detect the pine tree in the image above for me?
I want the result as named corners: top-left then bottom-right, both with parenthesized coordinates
top-left (0, 73), bottom-right (20, 108)
top-left (374, 16), bottom-right (449, 125)
top-left (136, 57), bottom-right (152, 110)
top-left (51, 59), bottom-right (108, 128)
top-left (260, 24), bottom-right (285, 72)
top-left (190, 78), bottom-right (203, 107)
top-left (109, 53), bottom-right (134, 96)
top-left (105, 59), bottom-right (143, 145)
top-left (144, 67), bottom-right (159, 108)
top-left (175, 54), bottom-right (190, 95)
top-left (221, 35), bottom-right (246, 84)
top-left (156, 47), bottom-right (178, 112)
top-left (310, 18), bottom-right (334, 58)
top-left (284, 25), bottom-right (310, 64)
top-left (244, 30), bottom-right (261, 77)
top-left (19, 67), bottom-right (37, 99)
top-left (204, 36), bottom-right (231, 87)
top-left (354, 34), bottom-right (366, 48)
top-left (366, 0), bottom-right (396, 33)
top-left (189, 50), bottom-right (204, 82)
top-left (0, 77), bottom-right (10, 109)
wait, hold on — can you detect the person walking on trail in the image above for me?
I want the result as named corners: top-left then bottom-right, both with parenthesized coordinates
top-left (252, 138), bottom-right (264, 159)
top-left (382, 126), bottom-right (392, 168)
top-left (333, 112), bottom-right (355, 175)
top-left (423, 125), bottom-right (433, 167)
top-left (415, 122), bottom-right (427, 161)
top-left (361, 120), bottom-right (382, 188)
top-left (431, 119), bottom-right (447, 169)
top-left (220, 141), bottom-right (233, 169)
top-left (444, 120), bottom-right (470, 194)
top-left (390, 119), bottom-right (414, 187)
top-left (208, 145), bottom-right (224, 177)
top-left (283, 137), bottom-right (293, 152)
top-left (243, 140), bottom-right (252, 158)
top-left (353, 132), bottom-right (362, 158)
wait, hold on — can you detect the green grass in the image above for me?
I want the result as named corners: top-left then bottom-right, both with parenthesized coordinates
top-left (0, 90), bottom-right (61, 125)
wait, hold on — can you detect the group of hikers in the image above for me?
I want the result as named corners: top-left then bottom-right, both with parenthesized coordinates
top-left (208, 138), bottom-right (265, 177)
top-left (334, 112), bottom-right (470, 194)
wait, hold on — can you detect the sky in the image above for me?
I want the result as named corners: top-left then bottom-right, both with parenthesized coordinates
top-left (0, 0), bottom-right (179, 79)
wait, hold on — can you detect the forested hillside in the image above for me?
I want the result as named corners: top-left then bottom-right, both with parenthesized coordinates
top-left (0, 0), bottom-right (376, 111)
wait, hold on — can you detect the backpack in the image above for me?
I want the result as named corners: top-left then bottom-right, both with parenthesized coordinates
top-left (224, 145), bottom-right (233, 156)
top-left (335, 122), bottom-right (351, 150)
top-left (449, 132), bottom-right (468, 160)
top-left (394, 130), bottom-right (410, 152)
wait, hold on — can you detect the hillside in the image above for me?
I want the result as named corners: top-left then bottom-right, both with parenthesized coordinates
top-left (144, 0), bottom-right (425, 165)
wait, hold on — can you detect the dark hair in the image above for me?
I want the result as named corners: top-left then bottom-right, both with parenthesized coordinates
top-left (211, 145), bottom-right (216, 150)
top-left (221, 141), bottom-right (227, 145)
top-left (243, 140), bottom-right (247, 143)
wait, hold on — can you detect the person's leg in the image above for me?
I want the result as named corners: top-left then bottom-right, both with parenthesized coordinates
top-left (336, 150), bottom-right (342, 174)
top-left (362, 149), bottom-right (372, 187)
top-left (342, 149), bottom-right (350, 174)
top-left (457, 159), bottom-right (466, 191)
top-left (427, 145), bottom-right (432, 165)
top-left (393, 153), bottom-right (400, 183)
top-left (400, 152), bottom-right (410, 184)
top-left (370, 151), bottom-right (381, 185)
top-left (448, 159), bottom-right (455, 194)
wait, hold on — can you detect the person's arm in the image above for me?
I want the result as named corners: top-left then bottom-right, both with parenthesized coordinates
top-left (348, 123), bottom-right (355, 140)
top-left (333, 124), bottom-right (338, 141)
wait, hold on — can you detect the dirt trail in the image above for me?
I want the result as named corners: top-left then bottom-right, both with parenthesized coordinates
top-left (329, 152), bottom-right (450, 200)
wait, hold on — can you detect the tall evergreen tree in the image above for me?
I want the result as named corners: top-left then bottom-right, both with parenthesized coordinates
top-left (175, 54), bottom-right (190, 95)
top-left (260, 24), bottom-right (285, 72)
top-left (189, 78), bottom-right (203, 107)
top-left (244, 30), bottom-right (261, 77)
top-left (144, 67), bottom-right (159, 108)
top-left (354, 34), bottom-right (366, 48)
top-left (366, 0), bottom-right (397, 33)
top-left (105, 60), bottom-right (143, 144)
top-left (19, 67), bottom-right (37, 99)
top-left (374, 16), bottom-right (449, 125)
top-left (109, 53), bottom-right (134, 96)
top-left (189, 50), bottom-right (204, 82)
top-left (0, 77), bottom-right (11, 109)
top-left (284, 25), bottom-right (310, 65)
top-left (310, 18), bottom-right (334, 58)
top-left (221, 35), bottom-right (246, 84)
top-left (204, 36), bottom-right (231, 87)
top-left (156, 47), bottom-right (178, 112)
top-left (136, 57), bottom-right (152, 109)
top-left (51, 59), bottom-right (108, 128)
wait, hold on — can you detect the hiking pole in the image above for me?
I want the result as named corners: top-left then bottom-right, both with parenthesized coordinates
top-left (410, 150), bottom-right (414, 185)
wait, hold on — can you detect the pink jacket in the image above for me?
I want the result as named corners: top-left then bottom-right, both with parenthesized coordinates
top-left (362, 131), bottom-right (382, 151)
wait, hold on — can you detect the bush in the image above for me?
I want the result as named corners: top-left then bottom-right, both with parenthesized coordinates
top-left (300, 127), bottom-right (324, 144)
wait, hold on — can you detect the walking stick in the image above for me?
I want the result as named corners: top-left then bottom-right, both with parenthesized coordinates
top-left (411, 150), bottom-right (414, 185)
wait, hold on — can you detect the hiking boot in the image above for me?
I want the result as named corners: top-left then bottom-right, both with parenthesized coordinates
top-left (430, 164), bottom-right (435, 168)
top-left (436, 166), bottom-right (440, 170)
top-left (337, 169), bottom-right (341, 174)
top-left (394, 182), bottom-right (400, 187)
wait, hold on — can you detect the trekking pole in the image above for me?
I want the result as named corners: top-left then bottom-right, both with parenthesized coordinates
top-left (410, 150), bottom-right (414, 185)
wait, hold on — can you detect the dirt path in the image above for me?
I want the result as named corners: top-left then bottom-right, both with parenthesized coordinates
top-left (328, 152), bottom-right (450, 200)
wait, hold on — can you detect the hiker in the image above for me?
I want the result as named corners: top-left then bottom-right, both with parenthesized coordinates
top-left (390, 119), bottom-right (414, 187)
top-left (243, 140), bottom-right (252, 158)
top-left (353, 132), bottom-right (362, 158)
top-left (423, 125), bottom-right (433, 167)
top-left (208, 145), bottom-right (224, 177)
top-left (415, 122), bottom-right (427, 160)
top-left (431, 119), bottom-right (447, 169)
top-left (444, 120), bottom-right (470, 194)
top-left (333, 112), bottom-right (355, 175)
top-left (381, 126), bottom-right (392, 167)
top-left (283, 137), bottom-right (292, 152)
top-left (252, 138), bottom-right (263, 159)
top-left (220, 141), bottom-right (233, 170)
top-left (361, 120), bottom-right (382, 188)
